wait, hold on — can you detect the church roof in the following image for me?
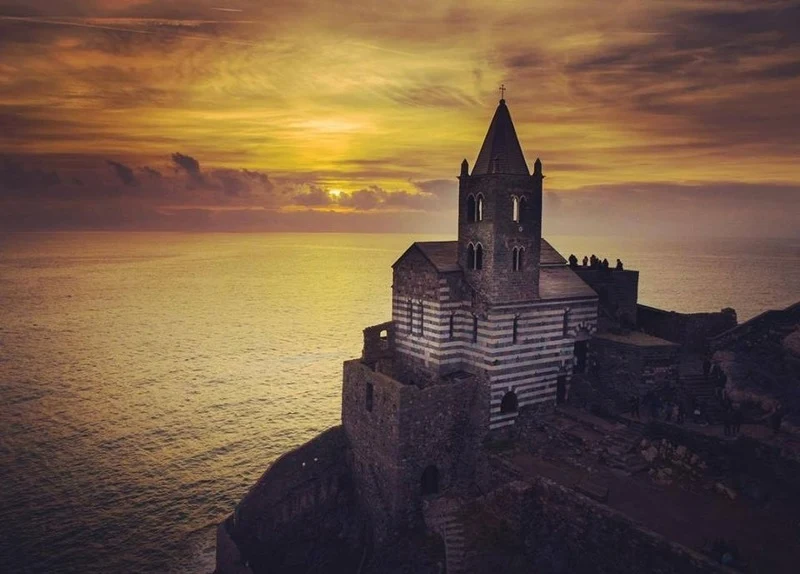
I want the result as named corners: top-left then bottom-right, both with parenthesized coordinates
top-left (402, 238), bottom-right (565, 273)
top-left (413, 241), bottom-right (461, 273)
top-left (471, 99), bottom-right (530, 176)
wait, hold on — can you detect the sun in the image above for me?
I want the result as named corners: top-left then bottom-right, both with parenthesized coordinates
top-left (328, 188), bottom-right (343, 198)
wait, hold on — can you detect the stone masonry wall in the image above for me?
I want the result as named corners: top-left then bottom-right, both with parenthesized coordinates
top-left (465, 479), bottom-right (734, 574)
top-left (574, 268), bottom-right (639, 325)
top-left (342, 359), bottom-right (489, 536)
top-left (638, 305), bottom-right (737, 352)
top-left (459, 173), bottom-right (542, 303)
top-left (589, 337), bottom-right (679, 411)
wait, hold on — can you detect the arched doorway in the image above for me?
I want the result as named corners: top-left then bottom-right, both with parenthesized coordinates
top-left (500, 391), bottom-right (518, 414)
top-left (420, 465), bottom-right (439, 496)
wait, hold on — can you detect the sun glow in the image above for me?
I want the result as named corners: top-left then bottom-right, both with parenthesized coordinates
top-left (328, 188), bottom-right (343, 198)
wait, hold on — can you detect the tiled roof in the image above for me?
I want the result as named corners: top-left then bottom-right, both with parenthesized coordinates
top-left (538, 266), bottom-right (598, 300)
top-left (471, 99), bottom-right (530, 176)
top-left (414, 241), bottom-right (461, 273)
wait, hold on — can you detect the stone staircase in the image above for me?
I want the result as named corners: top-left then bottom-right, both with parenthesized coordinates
top-left (423, 497), bottom-right (467, 573)
top-left (599, 423), bottom-right (649, 475)
top-left (679, 360), bottom-right (724, 424)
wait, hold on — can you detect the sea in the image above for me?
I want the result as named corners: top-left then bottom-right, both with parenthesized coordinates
top-left (0, 232), bottom-right (798, 573)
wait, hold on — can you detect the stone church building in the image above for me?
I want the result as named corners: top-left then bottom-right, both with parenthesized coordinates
top-left (342, 97), bottom-right (599, 530)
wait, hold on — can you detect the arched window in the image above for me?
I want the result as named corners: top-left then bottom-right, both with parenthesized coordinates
top-left (466, 195), bottom-right (476, 222)
top-left (512, 315), bottom-right (519, 344)
top-left (512, 196), bottom-right (520, 222)
top-left (420, 465), bottom-right (439, 496)
top-left (476, 194), bottom-right (484, 221)
top-left (467, 243), bottom-right (475, 270)
top-left (475, 243), bottom-right (483, 270)
top-left (563, 308), bottom-right (571, 337)
top-left (449, 312), bottom-right (455, 340)
top-left (500, 391), bottom-right (518, 414)
top-left (472, 314), bottom-right (478, 343)
top-left (512, 247), bottom-right (524, 271)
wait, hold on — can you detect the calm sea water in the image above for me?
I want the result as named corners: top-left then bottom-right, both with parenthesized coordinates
top-left (0, 232), bottom-right (798, 573)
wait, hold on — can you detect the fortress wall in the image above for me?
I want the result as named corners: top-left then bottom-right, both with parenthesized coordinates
top-left (465, 479), bottom-right (733, 574)
top-left (342, 359), bottom-right (489, 535)
top-left (217, 427), bottom-right (357, 573)
top-left (574, 268), bottom-right (640, 325)
top-left (638, 305), bottom-right (737, 351)
top-left (588, 336), bottom-right (679, 410)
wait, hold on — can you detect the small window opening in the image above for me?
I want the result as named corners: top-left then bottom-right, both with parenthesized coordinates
top-left (466, 195), bottom-right (476, 222)
top-left (500, 391), bottom-right (518, 414)
top-left (475, 243), bottom-right (483, 270)
top-left (512, 196), bottom-right (520, 222)
top-left (366, 382), bottom-right (374, 412)
top-left (476, 195), bottom-right (484, 221)
top-left (379, 329), bottom-right (388, 340)
top-left (512, 247), bottom-right (524, 271)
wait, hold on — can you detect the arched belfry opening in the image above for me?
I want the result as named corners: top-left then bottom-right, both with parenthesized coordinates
top-left (500, 390), bottom-right (518, 414)
top-left (420, 465), bottom-right (439, 496)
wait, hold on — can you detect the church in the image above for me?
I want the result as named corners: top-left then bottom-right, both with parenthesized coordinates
top-left (341, 96), bottom-right (600, 530)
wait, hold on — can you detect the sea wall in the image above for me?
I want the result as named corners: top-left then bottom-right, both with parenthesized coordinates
top-left (465, 479), bottom-right (733, 574)
top-left (638, 305), bottom-right (737, 351)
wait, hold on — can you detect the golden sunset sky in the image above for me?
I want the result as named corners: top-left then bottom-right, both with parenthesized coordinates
top-left (1, 0), bottom-right (799, 235)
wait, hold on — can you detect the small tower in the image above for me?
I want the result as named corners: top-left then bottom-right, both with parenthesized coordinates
top-left (457, 98), bottom-right (543, 303)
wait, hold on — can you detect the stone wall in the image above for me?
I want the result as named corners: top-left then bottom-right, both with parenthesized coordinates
top-left (463, 479), bottom-right (733, 574)
top-left (573, 268), bottom-right (639, 326)
top-left (638, 305), bottom-right (737, 352)
top-left (342, 359), bottom-right (489, 536)
top-left (644, 420), bottom-right (800, 493)
top-left (588, 333), bottom-right (679, 411)
top-left (217, 427), bottom-right (362, 574)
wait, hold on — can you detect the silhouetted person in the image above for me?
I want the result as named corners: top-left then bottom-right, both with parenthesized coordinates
top-left (615, 258), bottom-right (623, 270)
top-left (582, 255), bottom-right (588, 267)
top-left (590, 254), bottom-right (598, 268)
top-left (732, 407), bottom-right (742, 435)
top-left (568, 254), bottom-right (578, 267)
top-left (602, 258), bottom-right (609, 269)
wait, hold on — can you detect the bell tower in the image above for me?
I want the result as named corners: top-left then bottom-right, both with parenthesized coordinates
top-left (457, 97), bottom-right (543, 303)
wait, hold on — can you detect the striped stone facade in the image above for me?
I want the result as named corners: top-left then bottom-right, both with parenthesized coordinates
top-left (391, 256), bottom-right (598, 430)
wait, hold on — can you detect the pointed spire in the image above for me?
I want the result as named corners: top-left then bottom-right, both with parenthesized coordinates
top-left (471, 99), bottom-right (529, 176)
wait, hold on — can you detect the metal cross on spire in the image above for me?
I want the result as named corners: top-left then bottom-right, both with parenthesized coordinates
top-left (499, 84), bottom-right (506, 100)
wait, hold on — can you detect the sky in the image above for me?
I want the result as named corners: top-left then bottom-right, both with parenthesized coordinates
top-left (0, 0), bottom-right (799, 236)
